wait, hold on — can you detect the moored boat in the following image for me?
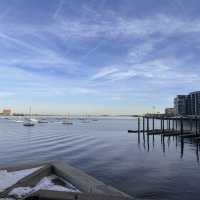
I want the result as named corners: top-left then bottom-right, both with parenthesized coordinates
top-left (62, 121), bottom-right (73, 125)
top-left (38, 119), bottom-right (48, 123)
top-left (23, 119), bottom-right (35, 126)
top-left (23, 107), bottom-right (35, 127)
top-left (62, 114), bottom-right (73, 125)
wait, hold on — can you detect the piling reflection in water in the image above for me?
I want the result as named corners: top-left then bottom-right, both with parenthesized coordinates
top-left (134, 118), bottom-right (200, 163)
top-left (136, 121), bottom-right (200, 164)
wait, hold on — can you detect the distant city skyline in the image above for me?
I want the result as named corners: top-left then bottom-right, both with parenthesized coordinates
top-left (0, 0), bottom-right (200, 114)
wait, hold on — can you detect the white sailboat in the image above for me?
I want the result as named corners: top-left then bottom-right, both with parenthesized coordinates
top-left (23, 107), bottom-right (35, 127)
top-left (62, 114), bottom-right (73, 125)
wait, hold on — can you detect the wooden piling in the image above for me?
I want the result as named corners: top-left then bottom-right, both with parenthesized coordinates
top-left (198, 117), bottom-right (200, 135)
top-left (152, 117), bottom-right (155, 131)
top-left (138, 117), bottom-right (140, 133)
top-left (143, 117), bottom-right (145, 134)
top-left (147, 117), bottom-right (149, 133)
top-left (196, 116), bottom-right (198, 136)
top-left (162, 118), bottom-right (165, 133)
top-left (190, 118), bottom-right (193, 131)
top-left (180, 117), bottom-right (183, 135)
top-left (166, 119), bottom-right (169, 130)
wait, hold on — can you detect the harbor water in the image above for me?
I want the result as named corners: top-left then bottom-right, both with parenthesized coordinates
top-left (0, 117), bottom-right (199, 200)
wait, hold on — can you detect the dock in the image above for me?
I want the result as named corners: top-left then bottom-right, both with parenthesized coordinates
top-left (128, 116), bottom-right (200, 141)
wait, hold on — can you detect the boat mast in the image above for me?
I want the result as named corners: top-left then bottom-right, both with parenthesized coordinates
top-left (29, 106), bottom-right (31, 119)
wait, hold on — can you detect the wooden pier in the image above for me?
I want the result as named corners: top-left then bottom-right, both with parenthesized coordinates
top-left (128, 116), bottom-right (200, 141)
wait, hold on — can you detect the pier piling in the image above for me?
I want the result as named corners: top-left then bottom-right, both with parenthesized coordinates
top-left (162, 118), bottom-right (165, 133)
top-left (190, 118), bottom-right (193, 131)
top-left (180, 117), bottom-right (183, 135)
top-left (138, 117), bottom-right (140, 133)
top-left (152, 117), bottom-right (155, 131)
top-left (143, 117), bottom-right (145, 134)
top-left (196, 116), bottom-right (198, 136)
top-left (147, 117), bottom-right (149, 133)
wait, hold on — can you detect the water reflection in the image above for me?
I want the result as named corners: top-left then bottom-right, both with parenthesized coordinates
top-left (196, 144), bottom-right (199, 163)
top-left (137, 131), bottom-right (200, 163)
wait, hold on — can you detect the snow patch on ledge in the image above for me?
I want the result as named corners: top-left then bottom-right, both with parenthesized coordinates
top-left (0, 167), bottom-right (42, 192)
top-left (9, 175), bottom-right (79, 198)
top-left (0, 198), bottom-right (15, 200)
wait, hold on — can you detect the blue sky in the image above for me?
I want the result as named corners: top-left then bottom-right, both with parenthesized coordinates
top-left (0, 0), bottom-right (200, 114)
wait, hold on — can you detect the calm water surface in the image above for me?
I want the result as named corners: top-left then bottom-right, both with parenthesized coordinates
top-left (0, 117), bottom-right (199, 200)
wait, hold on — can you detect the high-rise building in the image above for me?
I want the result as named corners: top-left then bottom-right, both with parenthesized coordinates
top-left (187, 91), bottom-right (200, 115)
top-left (174, 95), bottom-right (187, 115)
top-left (174, 91), bottom-right (200, 116)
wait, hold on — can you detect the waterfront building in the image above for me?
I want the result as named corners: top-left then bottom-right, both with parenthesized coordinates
top-left (174, 95), bottom-right (187, 115)
top-left (174, 91), bottom-right (200, 116)
top-left (187, 91), bottom-right (200, 115)
top-left (2, 109), bottom-right (12, 116)
top-left (165, 108), bottom-right (176, 116)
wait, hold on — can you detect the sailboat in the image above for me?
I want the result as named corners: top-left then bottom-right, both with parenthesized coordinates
top-left (23, 107), bottom-right (35, 126)
top-left (62, 114), bottom-right (73, 125)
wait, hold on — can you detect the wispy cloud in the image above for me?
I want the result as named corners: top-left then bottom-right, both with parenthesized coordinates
top-left (5, 13), bottom-right (199, 41)
top-left (81, 41), bottom-right (104, 60)
top-left (53, 0), bottom-right (65, 19)
top-left (91, 67), bottom-right (119, 80)
top-left (44, 14), bottom-right (200, 41)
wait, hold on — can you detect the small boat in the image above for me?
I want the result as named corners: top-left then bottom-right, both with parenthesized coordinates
top-left (23, 119), bottom-right (35, 126)
top-left (62, 121), bottom-right (73, 125)
top-left (81, 119), bottom-right (90, 123)
top-left (15, 120), bottom-right (24, 123)
top-left (62, 114), bottom-right (73, 125)
top-left (23, 107), bottom-right (35, 127)
top-left (38, 119), bottom-right (48, 123)
top-left (80, 114), bottom-right (90, 123)
top-left (15, 116), bottom-right (24, 123)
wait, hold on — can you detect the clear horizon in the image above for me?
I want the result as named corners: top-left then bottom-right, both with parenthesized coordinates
top-left (0, 0), bottom-right (200, 114)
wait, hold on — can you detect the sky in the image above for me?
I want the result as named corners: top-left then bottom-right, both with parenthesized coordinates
top-left (0, 0), bottom-right (200, 115)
